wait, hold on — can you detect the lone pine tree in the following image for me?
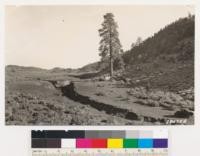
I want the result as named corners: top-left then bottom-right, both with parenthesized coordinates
top-left (98, 13), bottom-right (124, 78)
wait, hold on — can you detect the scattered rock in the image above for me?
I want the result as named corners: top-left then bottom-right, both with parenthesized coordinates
top-left (174, 109), bottom-right (193, 118)
top-left (55, 80), bottom-right (71, 87)
top-left (95, 92), bottom-right (105, 96)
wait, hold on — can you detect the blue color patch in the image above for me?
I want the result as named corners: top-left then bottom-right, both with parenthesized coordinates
top-left (138, 139), bottom-right (153, 148)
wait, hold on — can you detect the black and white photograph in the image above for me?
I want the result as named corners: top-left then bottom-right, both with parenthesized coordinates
top-left (5, 5), bottom-right (194, 125)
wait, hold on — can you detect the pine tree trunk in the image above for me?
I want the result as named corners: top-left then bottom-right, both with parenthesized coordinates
top-left (109, 27), bottom-right (113, 78)
top-left (110, 53), bottom-right (113, 78)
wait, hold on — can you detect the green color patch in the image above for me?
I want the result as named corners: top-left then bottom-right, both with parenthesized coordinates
top-left (123, 139), bottom-right (138, 148)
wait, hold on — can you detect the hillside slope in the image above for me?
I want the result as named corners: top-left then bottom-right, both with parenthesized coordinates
top-left (121, 16), bottom-right (194, 91)
top-left (124, 16), bottom-right (194, 65)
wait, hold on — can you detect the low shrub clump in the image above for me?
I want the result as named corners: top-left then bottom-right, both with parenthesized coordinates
top-left (127, 87), bottom-right (194, 110)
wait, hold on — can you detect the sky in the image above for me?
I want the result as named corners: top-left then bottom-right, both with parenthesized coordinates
top-left (5, 5), bottom-right (194, 69)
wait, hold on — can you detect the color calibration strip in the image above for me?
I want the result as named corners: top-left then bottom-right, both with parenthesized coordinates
top-left (32, 130), bottom-right (168, 149)
top-left (32, 138), bottom-right (168, 148)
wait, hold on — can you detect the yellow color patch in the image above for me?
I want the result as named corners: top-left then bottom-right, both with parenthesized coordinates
top-left (107, 139), bottom-right (123, 148)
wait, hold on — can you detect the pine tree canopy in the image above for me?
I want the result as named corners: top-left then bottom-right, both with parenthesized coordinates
top-left (98, 13), bottom-right (122, 61)
top-left (98, 13), bottom-right (124, 75)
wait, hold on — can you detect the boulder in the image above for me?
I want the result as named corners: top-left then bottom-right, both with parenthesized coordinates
top-left (174, 109), bottom-right (193, 118)
top-left (55, 80), bottom-right (71, 87)
top-left (98, 75), bottom-right (111, 81)
top-left (104, 76), bottom-right (111, 81)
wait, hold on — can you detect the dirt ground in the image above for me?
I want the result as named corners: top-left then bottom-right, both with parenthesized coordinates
top-left (5, 66), bottom-right (194, 125)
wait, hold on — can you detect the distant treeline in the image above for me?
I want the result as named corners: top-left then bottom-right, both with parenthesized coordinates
top-left (123, 15), bottom-right (194, 66)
